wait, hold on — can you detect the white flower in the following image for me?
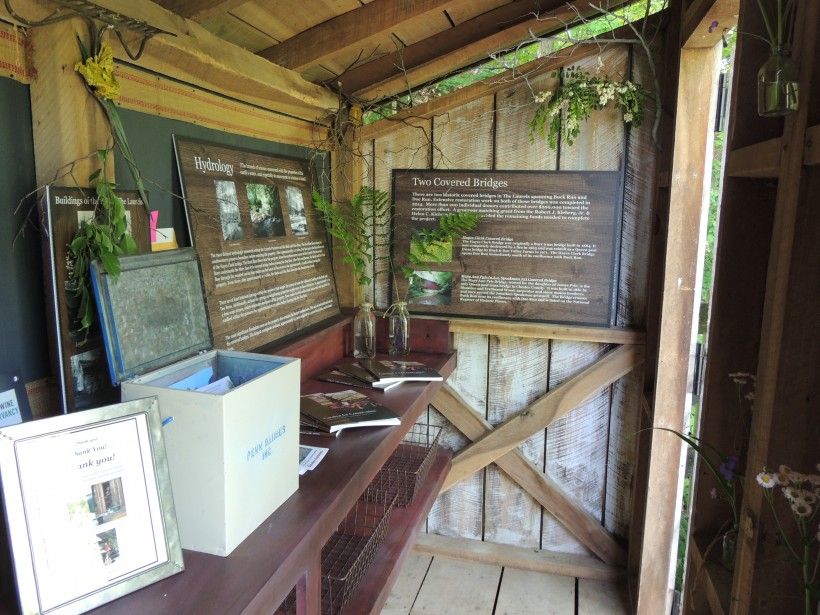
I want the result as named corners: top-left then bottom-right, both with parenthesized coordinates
top-left (710, 487), bottom-right (717, 499)
top-left (756, 471), bottom-right (778, 488)
top-left (802, 490), bottom-right (818, 505)
top-left (623, 112), bottom-right (634, 123)
top-left (534, 91), bottom-right (552, 104)
top-left (791, 497), bottom-right (812, 518)
top-left (778, 465), bottom-right (792, 486)
top-left (783, 486), bottom-right (799, 501)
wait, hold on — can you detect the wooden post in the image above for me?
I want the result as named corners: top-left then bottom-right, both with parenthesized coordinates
top-left (330, 104), bottom-right (364, 308)
top-left (729, 2), bottom-right (819, 611)
top-left (28, 17), bottom-right (113, 186)
top-left (636, 44), bottom-right (722, 614)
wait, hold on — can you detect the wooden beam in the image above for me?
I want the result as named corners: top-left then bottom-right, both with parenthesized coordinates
top-left (724, 137), bottom-right (781, 178)
top-left (447, 318), bottom-right (644, 344)
top-left (413, 534), bottom-right (622, 582)
top-left (329, 107), bottom-right (364, 308)
top-left (258, 0), bottom-right (453, 71)
top-left (346, 0), bottom-right (629, 102)
top-left (358, 43), bottom-right (603, 142)
top-left (55, 0), bottom-right (337, 118)
top-left (152, 0), bottom-right (246, 22)
top-left (29, 15), bottom-right (113, 186)
top-left (447, 345), bottom-right (642, 489)
top-left (115, 63), bottom-right (318, 146)
top-left (804, 123), bottom-right (820, 166)
top-left (433, 385), bottom-right (627, 567)
top-left (636, 44), bottom-right (722, 615)
top-left (730, 2), bottom-right (819, 612)
top-left (683, 0), bottom-right (739, 49)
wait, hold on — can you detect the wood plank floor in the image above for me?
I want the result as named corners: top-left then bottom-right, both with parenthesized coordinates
top-left (382, 554), bottom-right (630, 615)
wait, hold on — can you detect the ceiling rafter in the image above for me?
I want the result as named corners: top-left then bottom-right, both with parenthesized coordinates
top-left (336, 0), bottom-right (630, 102)
top-left (68, 0), bottom-right (337, 117)
top-left (152, 0), bottom-right (248, 22)
top-left (256, 0), bottom-right (455, 72)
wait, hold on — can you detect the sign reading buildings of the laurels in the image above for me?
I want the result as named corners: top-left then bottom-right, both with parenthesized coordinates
top-left (392, 169), bottom-right (623, 325)
top-left (174, 137), bottom-right (340, 351)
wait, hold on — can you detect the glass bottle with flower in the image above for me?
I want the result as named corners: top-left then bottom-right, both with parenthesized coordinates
top-left (756, 464), bottom-right (820, 615)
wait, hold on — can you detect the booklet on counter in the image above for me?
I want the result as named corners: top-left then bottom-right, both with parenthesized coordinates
top-left (359, 359), bottom-right (443, 385)
top-left (317, 364), bottom-right (401, 392)
top-left (300, 389), bottom-right (400, 434)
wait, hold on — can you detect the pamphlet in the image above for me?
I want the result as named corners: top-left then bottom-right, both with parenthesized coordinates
top-left (298, 445), bottom-right (328, 475)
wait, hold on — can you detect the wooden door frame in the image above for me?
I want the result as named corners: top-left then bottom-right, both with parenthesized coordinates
top-left (635, 1), bottom-right (738, 613)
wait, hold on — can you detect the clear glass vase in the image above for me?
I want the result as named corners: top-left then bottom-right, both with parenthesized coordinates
top-left (387, 302), bottom-right (410, 356)
top-left (721, 528), bottom-right (738, 571)
top-left (352, 302), bottom-right (376, 359)
top-left (758, 46), bottom-right (799, 117)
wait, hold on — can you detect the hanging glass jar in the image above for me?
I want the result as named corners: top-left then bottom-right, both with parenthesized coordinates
top-left (758, 46), bottom-right (799, 117)
top-left (352, 302), bottom-right (376, 359)
top-left (387, 302), bottom-right (410, 356)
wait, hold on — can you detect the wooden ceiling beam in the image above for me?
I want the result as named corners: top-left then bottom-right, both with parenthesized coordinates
top-left (57, 0), bottom-right (337, 119)
top-left (257, 0), bottom-right (454, 72)
top-left (338, 0), bottom-right (629, 102)
top-left (152, 0), bottom-right (248, 22)
top-left (682, 0), bottom-right (739, 48)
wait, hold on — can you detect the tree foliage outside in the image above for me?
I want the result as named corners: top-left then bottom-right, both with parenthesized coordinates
top-left (362, 0), bottom-right (668, 125)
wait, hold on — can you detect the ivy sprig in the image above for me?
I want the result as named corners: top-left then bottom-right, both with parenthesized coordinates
top-left (68, 150), bottom-right (138, 341)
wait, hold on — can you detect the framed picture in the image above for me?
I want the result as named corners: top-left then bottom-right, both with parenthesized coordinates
top-left (0, 397), bottom-right (183, 614)
top-left (0, 373), bottom-right (32, 427)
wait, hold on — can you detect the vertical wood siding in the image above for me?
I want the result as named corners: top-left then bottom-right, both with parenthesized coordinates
top-left (362, 44), bottom-right (653, 554)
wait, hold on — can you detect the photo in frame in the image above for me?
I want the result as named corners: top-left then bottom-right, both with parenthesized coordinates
top-left (0, 397), bottom-right (183, 614)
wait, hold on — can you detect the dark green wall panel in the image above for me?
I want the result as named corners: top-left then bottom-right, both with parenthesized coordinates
top-left (0, 78), bottom-right (48, 381)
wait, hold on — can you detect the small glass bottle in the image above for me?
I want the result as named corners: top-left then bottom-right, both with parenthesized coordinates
top-left (353, 302), bottom-right (376, 359)
top-left (387, 301), bottom-right (410, 356)
top-left (758, 46), bottom-right (799, 117)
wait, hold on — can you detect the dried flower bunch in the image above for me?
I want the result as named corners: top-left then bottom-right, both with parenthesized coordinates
top-left (530, 65), bottom-right (646, 149)
top-left (756, 463), bottom-right (820, 615)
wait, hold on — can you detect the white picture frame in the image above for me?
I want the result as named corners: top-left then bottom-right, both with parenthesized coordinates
top-left (0, 397), bottom-right (183, 614)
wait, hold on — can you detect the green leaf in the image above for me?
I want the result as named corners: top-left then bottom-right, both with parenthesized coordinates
top-left (99, 251), bottom-right (121, 276)
top-left (121, 234), bottom-right (138, 255)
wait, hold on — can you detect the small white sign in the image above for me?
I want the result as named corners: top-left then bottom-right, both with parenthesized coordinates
top-left (0, 387), bottom-right (22, 428)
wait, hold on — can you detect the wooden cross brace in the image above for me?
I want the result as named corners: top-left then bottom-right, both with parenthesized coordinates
top-left (431, 344), bottom-right (643, 567)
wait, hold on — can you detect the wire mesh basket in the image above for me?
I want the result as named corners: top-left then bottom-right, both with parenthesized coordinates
top-left (275, 488), bottom-right (396, 615)
top-left (321, 487), bottom-right (397, 615)
top-left (372, 423), bottom-right (441, 507)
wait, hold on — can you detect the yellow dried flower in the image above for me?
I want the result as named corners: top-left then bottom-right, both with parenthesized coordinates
top-left (75, 43), bottom-right (120, 102)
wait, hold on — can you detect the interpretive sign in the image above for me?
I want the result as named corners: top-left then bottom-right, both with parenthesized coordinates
top-left (174, 137), bottom-right (340, 351)
top-left (392, 169), bottom-right (623, 325)
top-left (41, 186), bottom-right (150, 413)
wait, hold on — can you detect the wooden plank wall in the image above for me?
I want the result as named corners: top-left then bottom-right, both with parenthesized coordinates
top-left (359, 44), bottom-right (655, 553)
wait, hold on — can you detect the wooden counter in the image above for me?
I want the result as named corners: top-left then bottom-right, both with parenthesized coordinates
top-left (78, 317), bottom-right (455, 615)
